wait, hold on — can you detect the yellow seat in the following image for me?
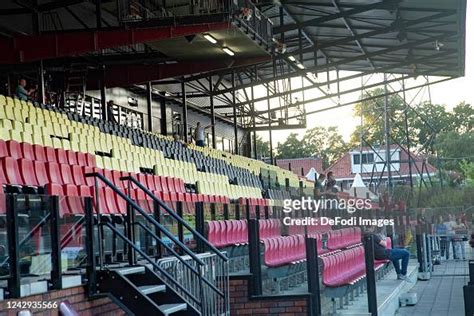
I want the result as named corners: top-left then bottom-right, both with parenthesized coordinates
top-left (21, 132), bottom-right (33, 144)
top-left (32, 133), bottom-right (43, 145)
top-left (42, 136), bottom-right (53, 147)
top-left (9, 130), bottom-right (22, 142)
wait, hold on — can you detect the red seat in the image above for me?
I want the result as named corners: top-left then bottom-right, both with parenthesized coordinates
top-left (66, 150), bottom-right (78, 165)
top-left (45, 182), bottom-right (63, 195)
top-left (6, 140), bottom-right (22, 159)
top-left (71, 165), bottom-right (86, 186)
top-left (18, 159), bottom-right (39, 186)
top-left (20, 143), bottom-right (35, 160)
top-left (0, 140), bottom-right (7, 158)
top-left (60, 164), bottom-right (75, 185)
top-left (46, 162), bottom-right (63, 184)
top-left (33, 144), bottom-right (47, 162)
top-left (82, 166), bottom-right (95, 187)
top-left (112, 171), bottom-right (124, 188)
top-left (1, 157), bottom-right (24, 185)
top-left (85, 153), bottom-right (96, 167)
top-left (77, 152), bottom-right (87, 166)
top-left (33, 161), bottom-right (49, 186)
top-left (55, 149), bottom-right (68, 164)
top-left (44, 147), bottom-right (56, 162)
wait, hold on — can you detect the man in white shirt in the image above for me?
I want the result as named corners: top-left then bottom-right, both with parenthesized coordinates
top-left (194, 122), bottom-right (212, 147)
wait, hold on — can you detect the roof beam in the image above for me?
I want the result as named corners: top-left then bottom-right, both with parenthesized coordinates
top-left (281, 10), bottom-right (457, 58)
top-left (0, 22), bottom-right (231, 64)
top-left (231, 49), bottom-right (455, 107)
top-left (274, 0), bottom-right (401, 33)
top-left (213, 32), bottom-right (457, 95)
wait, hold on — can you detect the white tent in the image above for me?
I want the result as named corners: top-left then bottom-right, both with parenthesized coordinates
top-left (351, 173), bottom-right (366, 188)
top-left (305, 167), bottom-right (318, 182)
top-left (348, 173), bottom-right (377, 199)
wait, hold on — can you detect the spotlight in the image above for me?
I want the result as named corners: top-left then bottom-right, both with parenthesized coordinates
top-left (435, 40), bottom-right (444, 51)
top-left (288, 56), bottom-right (296, 62)
top-left (296, 63), bottom-right (305, 69)
top-left (222, 47), bottom-right (235, 56)
top-left (203, 33), bottom-right (217, 44)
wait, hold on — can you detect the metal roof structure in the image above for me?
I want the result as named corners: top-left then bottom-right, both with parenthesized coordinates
top-left (0, 0), bottom-right (467, 158)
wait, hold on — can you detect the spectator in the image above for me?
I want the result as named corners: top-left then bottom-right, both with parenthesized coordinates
top-left (106, 100), bottom-right (117, 123)
top-left (193, 122), bottom-right (212, 147)
top-left (16, 78), bottom-right (35, 101)
top-left (325, 171), bottom-right (337, 192)
top-left (315, 173), bottom-right (325, 193)
top-left (173, 132), bottom-right (180, 142)
top-left (444, 214), bottom-right (457, 259)
top-left (453, 217), bottom-right (467, 260)
top-left (368, 227), bottom-right (411, 281)
top-left (436, 215), bottom-right (449, 259)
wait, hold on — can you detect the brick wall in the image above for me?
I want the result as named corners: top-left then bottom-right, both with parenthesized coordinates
top-left (229, 276), bottom-right (310, 315)
top-left (0, 286), bottom-right (125, 316)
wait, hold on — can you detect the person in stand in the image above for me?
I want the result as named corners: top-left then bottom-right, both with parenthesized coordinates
top-left (106, 100), bottom-right (117, 123)
top-left (315, 173), bottom-right (326, 195)
top-left (368, 227), bottom-right (411, 280)
top-left (16, 78), bottom-right (36, 101)
top-left (453, 217), bottom-right (467, 260)
top-left (325, 171), bottom-right (337, 192)
top-left (444, 214), bottom-right (457, 260)
top-left (193, 122), bottom-right (212, 147)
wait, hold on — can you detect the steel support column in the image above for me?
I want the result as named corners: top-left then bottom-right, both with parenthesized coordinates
top-left (209, 76), bottom-right (216, 149)
top-left (181, 80), bottom-right (188, 142)
top-left (38, 60), bottom-right (46, 104)
top-left (99, 65), bottom-right (106, 121)
top-left (146, 82), bottom-right (153, 132)
top-left (160, 94), bottom-right (167, 136)
top-left (232, 71), bottom-right (238, 154)
top-left (383, 73), bottom-right (392, 196)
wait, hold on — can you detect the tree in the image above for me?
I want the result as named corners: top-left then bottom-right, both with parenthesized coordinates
top-left (276, 133), bottom-right (311, 159)
top-left (303, 126), bottom-right (349, 168)
top-left (350, 88), bottom-right (406, 147)
top-left (276, 127), bottom-right (349, 168)
top-left (460, 160), bottom-right (474, 187)
top-left (255, 135), bottom-right (270, 159)
top-left (434, 131), bottom-right (474, 173)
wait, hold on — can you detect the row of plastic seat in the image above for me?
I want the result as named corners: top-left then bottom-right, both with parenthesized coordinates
top-left (287, 223), bottom-right (331, 236)
top-left (262, 235), bottom-right (306, 267)
top-left (321, 246), bottom-right (366, 287)
top-left (321, 238), bottom-right (391, 288)
top-left (326, 227), bottom-right (362, 250)
top-left (0, 139), bottom-right (96, 167)
top-left (206, 219), bottom-right (282, 248)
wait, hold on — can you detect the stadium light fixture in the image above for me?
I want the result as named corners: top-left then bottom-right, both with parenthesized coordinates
top-left (296, 63), bottom-right (305, 69)
top-left (288, 56), bottom-right (296, 62)
top-left (203, 33), bottom-right (217, 44)
top-left (222, 47), bottom-right (235, 56)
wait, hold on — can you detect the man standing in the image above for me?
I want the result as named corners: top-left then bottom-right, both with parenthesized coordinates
top-left (193, 122), bottom-right (212, 147)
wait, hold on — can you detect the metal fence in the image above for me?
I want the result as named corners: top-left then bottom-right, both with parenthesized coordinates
top-left (157, 252), bottom-right (229, 316)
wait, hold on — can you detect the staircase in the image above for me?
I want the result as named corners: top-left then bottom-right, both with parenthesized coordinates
top-left (97, 265), bottom-right (190, 315)
top-left (84, 173), bottom-right (230, 315)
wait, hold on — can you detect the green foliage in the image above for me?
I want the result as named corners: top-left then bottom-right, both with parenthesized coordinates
top-left (399, 185), bottom-right (474, 209)
top-left (460, 160), bottom-right (474, 187)
top-left (276, 127), bottom-right (349, 168)
top-left (351, 91), bottom-right (473, 174)
top-left (255, 135), bottom-right (270, 159)
top-left (275, 133), bottom-right (311, 159)
top-left (434, 132), bottom-right (474, 173)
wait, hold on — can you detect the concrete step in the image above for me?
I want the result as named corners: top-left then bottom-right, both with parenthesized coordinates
top-left (158, 303), bottom-right (187, 315)
top-left (138, 284), bottom-right (166, 295)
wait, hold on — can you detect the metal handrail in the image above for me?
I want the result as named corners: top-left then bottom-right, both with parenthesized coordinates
top-left (103, 222), bottom-right (201, 305)
top-left (120, 176), bottom-right (228, 261)
top-left (85, 172), bottom-right (206, 265)
top-left (85, 172), bottom-right (225, 300)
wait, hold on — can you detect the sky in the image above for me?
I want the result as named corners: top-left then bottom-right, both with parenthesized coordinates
top-left (256, 1), bottom-right (474, 146)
